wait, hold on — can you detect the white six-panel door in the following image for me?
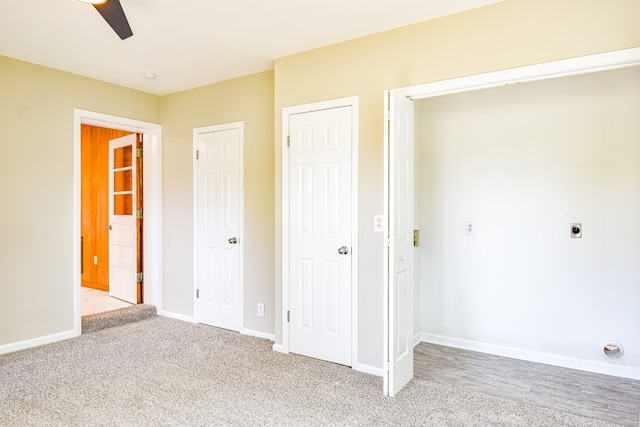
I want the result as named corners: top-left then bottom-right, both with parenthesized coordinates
top-left (384, 91), bottom-right (415, 396)
top-left (289, 106), bottom-right (353, 366)
top-left (108, 134), bottom-right (138, 304)
top-left (194, 123), bottom-right (243, 331)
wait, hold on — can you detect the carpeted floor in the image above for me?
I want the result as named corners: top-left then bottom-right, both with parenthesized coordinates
top-left (81, 304), bottom-right (157, 334)
top-left (0, 313), bottom-right (619, 426)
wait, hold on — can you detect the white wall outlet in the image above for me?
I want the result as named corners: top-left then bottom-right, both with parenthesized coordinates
top-left (257, 303), bottom-right (265, 317)
top-left (374, 215), bottom-right (384, 232)
top-left (93, 256), bottom-right (98, 265)
top-left (465, 222), bottom-right (475, 236)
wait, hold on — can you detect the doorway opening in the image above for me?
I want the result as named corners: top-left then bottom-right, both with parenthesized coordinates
top-left (80, 125), bottom-right (139, 315)
top-left (384, 47), bottom-right (640, 396)
top-left (73, 109), bottom-right (162, 336)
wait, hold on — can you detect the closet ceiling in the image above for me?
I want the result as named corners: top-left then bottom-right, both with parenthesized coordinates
top-left (0, 0), bottom-right (500, 95)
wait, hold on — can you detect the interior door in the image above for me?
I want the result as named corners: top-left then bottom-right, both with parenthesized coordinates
top-left (385, 91), bottom-right (414, 396)
top-left (195, 124), bottom-right (242, 332)
top-left (289, 106), bottom-right (352, 366)
top-left (107, 134), bottom-right (139, 304)
top-left (80, 125), bottom-right (133, 292)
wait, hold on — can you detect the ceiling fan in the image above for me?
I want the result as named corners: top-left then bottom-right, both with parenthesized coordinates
top-left (78, 0), bottom-right (133, 40)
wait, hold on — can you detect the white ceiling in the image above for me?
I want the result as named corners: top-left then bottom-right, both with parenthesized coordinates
top-left (0, 0), bottom-right (500, 95)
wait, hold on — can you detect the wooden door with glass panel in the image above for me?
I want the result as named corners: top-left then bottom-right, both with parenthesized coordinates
top-left (107, 133), bottom-right (143, 304)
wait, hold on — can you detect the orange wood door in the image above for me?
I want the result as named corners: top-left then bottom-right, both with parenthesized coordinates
top-left (80, 124), bottom-right (133, 291)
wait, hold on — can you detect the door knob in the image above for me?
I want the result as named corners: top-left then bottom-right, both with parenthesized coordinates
top-left (338, 246), bottom-right (349, 255)
top-left (104, 225), bottom-right (112, 231)
top-left (228, 237), bottom-right (238, 244)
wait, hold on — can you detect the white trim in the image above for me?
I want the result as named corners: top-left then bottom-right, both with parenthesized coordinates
top-left (353, 363), bottom-right (384, 378)
top-left (413, 332), bottom-right (422, 348)
top-left (242, 328), bottom-right (275, 341)
top-left (281, 96), bottom-right (359, 367)
top-left (192, 121), bottom-right (245, 332)
top-left (272, 343), bottom-right (286, 353)
top-left (386, 47), bottom-right (640, 383)
top-left (0, 330), bottom-right (77, 355)
top-left (421, 333), bottom-right (640, 381)
top-left (398, 47), bottom-right (640, 100)
top-left (74, 109), bottom-right (163, 337)
top-left (158, 310), bottom-right (196, 323)
top-left (382, 91), bottom-right (391, 396)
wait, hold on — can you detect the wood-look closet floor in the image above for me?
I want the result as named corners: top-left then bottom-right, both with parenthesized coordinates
top-left (414, 343), bottom-right (640, 426)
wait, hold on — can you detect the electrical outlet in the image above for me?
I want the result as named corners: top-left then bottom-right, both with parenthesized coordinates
top-left (465, 222), bottom-right (475, 236)
top-left (93, 256), bottom-right (98, 265)
top-left (374, 215), bottom-right (384, 232)
top-left (257, 303), bottom-right (265, 317)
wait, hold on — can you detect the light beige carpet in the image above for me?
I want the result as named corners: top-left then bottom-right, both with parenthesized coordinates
top-left (81, 303), bottom-right (156, 334)
top-left (0, 315), bottom-right (617, 426)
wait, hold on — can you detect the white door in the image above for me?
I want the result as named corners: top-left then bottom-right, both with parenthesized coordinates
top-left (194, 123), bottom-right (243, 332)
top-left (289, 106), bottom-right (352, 366)
top-left (384, 91), bottom-right (414, 396)
top-left (108, 134), bottom-right (138, 304)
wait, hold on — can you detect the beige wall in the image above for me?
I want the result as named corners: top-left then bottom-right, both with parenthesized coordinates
top-left (159, 71), bottom-right (275, 332)
top-left (273, 0), bottom-right (640, 368)
top-left (2, 0), bottom-right (639, 370)
top-left (0, 63), bottom-right (274, 347)
top-left (0, 55), bottom-right (159, 345)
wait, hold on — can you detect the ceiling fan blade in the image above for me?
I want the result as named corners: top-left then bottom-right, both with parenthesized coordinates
top-left (93, 0), bottom-right (133, 40)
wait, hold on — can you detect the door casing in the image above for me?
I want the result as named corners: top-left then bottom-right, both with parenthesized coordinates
top-left (73, 109), bottom-right (162, 335)
top-left (278, 96), bottom-right (359, 367)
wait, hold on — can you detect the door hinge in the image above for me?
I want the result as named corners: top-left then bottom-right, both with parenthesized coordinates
top-left (386, 111), bottom-right (392, 121)
top-left (136, 148), bottom-right (143, 158)
top-left (136, 272), bottom-right (143, 283)
top-left (136, 209), bottom-right (143, 220)
top-left (287, 310), bottom-right (290, 322)
top-left (196, 150), bottom-right (199, 160)
top-left (287, 135), bottom-right (290, 148)
top-left (196, 289), bottom-right (200, 298)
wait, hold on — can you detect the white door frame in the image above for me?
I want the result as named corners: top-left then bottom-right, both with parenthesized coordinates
top-left (73, 109), bottom-right (162, 334)
top-left (192, 121), bottom-right (244, 330)
top-left (383, 47), bottom-right (640, 392)
top-left (280, 96), bottom-right (359, 367)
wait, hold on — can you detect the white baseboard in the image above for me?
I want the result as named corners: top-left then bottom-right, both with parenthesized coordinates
top-left (269, 343), bottom-right (383, 377)
top-left (421, 333), bottom-right (640, 380)
top-left (353, 362), bottom-right (384, 377)
top-left (158, 310), bottom-right (196, 323)
top-left (242, 328), bottom-right (275, 341)
top-left (272, 343), bottom-right (286, 353)
top-left (413, 331), bottom-right (422, 347)
top-left (0, 329), bottom-right (78, 355)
